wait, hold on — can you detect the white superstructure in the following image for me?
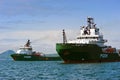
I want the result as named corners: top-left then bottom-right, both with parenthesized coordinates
top-left (68, 17), bottom-right (107, 47)
top-left (16, 40), bottom-right (33, 54)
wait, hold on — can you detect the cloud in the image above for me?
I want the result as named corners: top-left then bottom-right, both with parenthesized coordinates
top-left (0, 26), bottom-right (13, 30)
top-left (0, 0), bottom-right (67, 17)
top-left (102, 29), bottom-right (120, 49)
top-left (0, 18), bottom-right (46, 31)
top-left (0, 26), bottom-right (120, 54)
top-left (0, 30), bottom-right (61, 53)
top-left (0, 29), bottom-right (78, 53)
top-left (0, 19), bottom-right (45, 24)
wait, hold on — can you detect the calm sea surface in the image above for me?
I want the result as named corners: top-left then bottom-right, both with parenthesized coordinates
top-left (0, 60), bottom-right (120, 80)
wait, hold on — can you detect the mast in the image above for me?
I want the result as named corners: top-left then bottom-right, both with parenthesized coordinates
top-left (63, 29), bottom-right (67, 44)
top-left (87, 17), bottom-right (94, 28)
top-left (25, 39), bottom-right (31, 47)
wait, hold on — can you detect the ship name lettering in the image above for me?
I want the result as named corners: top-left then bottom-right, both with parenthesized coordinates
top-left (24, 56), bottom-right (31, 58)
top-left (100, 54), bottom-right (108, 58)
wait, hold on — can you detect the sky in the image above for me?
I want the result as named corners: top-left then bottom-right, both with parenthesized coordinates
top-left (0, 0), bottom-right (120, 53)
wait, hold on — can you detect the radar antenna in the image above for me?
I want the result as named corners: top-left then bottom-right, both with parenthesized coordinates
top-left (87, 17), bottom-right (95, 28)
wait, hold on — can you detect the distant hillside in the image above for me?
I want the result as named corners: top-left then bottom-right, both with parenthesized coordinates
top-left (0, 50), bottom-right (15, 60)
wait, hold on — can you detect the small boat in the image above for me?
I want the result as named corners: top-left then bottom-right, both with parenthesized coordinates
top-left (11, 40), bottom-right (61, 61)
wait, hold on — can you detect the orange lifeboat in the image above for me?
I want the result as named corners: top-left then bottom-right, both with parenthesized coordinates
top-left (105, 48), bottom-right (116, 53)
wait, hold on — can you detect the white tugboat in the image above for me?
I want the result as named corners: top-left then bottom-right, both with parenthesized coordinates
top-left (11, 40), bottom-right (61, 61)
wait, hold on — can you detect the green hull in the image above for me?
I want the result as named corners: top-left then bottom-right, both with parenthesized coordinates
top-left (56, 43), bottom-right (120, 63)
top-left (11, 54), bottom-right (62, 61)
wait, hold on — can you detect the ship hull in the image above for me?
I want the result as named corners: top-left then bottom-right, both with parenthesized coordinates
top-left (11, 54), bottom-right (61, 61)
top-left (56, 43), bottom-right (120, 63)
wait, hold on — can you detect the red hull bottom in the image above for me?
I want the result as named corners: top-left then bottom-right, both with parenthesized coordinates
top-left (63, 59), bottom-right (120, 64)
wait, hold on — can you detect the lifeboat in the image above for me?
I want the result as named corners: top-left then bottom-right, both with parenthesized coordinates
top-left (103, 48), bottom-right (116, 53)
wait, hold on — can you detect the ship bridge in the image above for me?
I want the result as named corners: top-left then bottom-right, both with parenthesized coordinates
top-left (67, 17), bottom-right (107, 47)
top-left (16, 40), bottom-right (33, 54)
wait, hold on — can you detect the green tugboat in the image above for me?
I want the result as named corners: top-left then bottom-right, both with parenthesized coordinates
top-left (11, 40), bottom-right (61, 61)
top-left (56, 17), bottom-right (120, 63)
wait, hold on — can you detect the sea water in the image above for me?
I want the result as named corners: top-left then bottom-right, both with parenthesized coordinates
top-left (0, 60), bottom-right (120, 80)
